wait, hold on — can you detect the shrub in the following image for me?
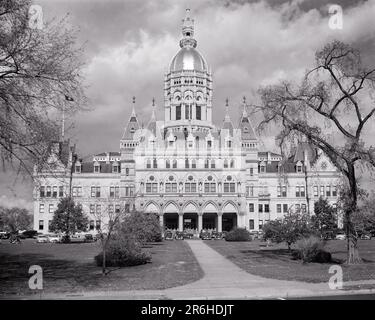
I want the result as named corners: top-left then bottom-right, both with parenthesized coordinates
top-left (225, 228), bottom-right (251, 242)
top-left (294, 235), bottom-right (331, 263)
top-left (95, 236), bottom-right (151, 267)
top-left (120, 211), bottom-right (162, 244)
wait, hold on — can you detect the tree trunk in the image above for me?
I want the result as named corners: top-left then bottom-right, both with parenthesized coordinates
top-left (345, 163), bottom-right (362, 264)
top-left (102, 242), bottom-right (106, 275)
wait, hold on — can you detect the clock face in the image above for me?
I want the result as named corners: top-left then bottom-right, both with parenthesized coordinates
top-left (321, 161), bottom-right (328, 170)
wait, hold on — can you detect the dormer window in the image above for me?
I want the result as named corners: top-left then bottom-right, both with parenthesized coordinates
top-left (75, 164), bottom-right (81, 173)
top-left (244, 127), bottom-right (249, 133)
top-left (130, 127), bottom-right (135, 133)
top-left (113, 165), bottom-right (119, 173)
top-left (260, 164), bottom-right (266, 173)
top-left (227, 140), bottom-right (232, 148)
top-left (94, 164), bottom-right (100, 173)
top-left (207, 140), bottom-right (212, 148)
top-left (296, 164), bottom-right (303, 173)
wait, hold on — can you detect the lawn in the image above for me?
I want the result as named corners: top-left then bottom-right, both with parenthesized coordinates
top-left (0, 239), bottom-right (203, 296)
top-left (205, 239), bottom-right (375, 283)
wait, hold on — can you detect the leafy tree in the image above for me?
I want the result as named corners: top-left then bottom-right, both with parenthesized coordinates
top-left (263, 212), bottom-right (312, 250)
top-left (311, 198), bottom-right (338, 236)
top-left (49, 197), bottom-right (88, 237)
top-left (352, 195), bottom-right (375, 236)
top-left (0, 206), bottom-right (32, 232)
top-left (0, 0), bottom-right (86, 174)
top-left (257, 40), bottom-right (375, 264)
top-left (119, 211), bottom-right (162, 245)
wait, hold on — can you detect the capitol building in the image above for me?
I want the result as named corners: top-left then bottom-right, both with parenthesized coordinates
top-left (33, 10), bottom-right (342, 234)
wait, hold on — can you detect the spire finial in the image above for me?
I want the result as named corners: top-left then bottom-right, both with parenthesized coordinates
top-left (180, 8), bottom-right (196, 48)
top-left (151, 98), bottom-right (156, 120)
top-left (224, 98), bottom-right (230, 122)
top-left (131, 96), bottom-right (136, 116)
top-left (242, 96), bottom-right (248, 117)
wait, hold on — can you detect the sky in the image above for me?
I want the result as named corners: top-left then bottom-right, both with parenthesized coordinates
top-left (1, 0), bottom-right (375, 209)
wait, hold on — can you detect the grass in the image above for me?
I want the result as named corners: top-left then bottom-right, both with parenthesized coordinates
top-left (205, 239), bottom-right (375, 283)
top-left (0, 239), bottom-right (203, 296)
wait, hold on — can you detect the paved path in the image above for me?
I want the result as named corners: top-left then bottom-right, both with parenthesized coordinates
top-left (9, 240), bottom-right (375, 300)
top-left (164, 240), bottom-right (335, 299)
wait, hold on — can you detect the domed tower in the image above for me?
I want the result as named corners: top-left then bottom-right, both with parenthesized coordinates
top-left (164, 9), bottom-right (213, 133)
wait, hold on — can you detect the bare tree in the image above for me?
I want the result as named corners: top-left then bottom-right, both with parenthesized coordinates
top-left (93, 202), bottom-right (124, 275)
top-left (0, 0), bottom-right (86, 175)
top-left (257, 40), bottom-right (375, 264)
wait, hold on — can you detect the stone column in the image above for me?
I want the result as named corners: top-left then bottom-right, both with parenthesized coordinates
top-left (178, 213), bottom-right (183, 231)
top-left (159, 214), bottom-right (164, 229)
top-left (217, 213), bottom-right (223, 232)
top-left (198, 213), bottom-right (203, 233)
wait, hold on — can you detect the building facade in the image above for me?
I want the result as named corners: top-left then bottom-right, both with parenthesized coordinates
top-left (33, 9), bottom-right (342, 234)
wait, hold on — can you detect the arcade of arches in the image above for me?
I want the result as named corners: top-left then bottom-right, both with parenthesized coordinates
top-left (144, 201), bottom-right (239, 232)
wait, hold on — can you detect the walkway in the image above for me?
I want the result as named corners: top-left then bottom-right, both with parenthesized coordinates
top-left (13, 240), bottom-right (375, 300)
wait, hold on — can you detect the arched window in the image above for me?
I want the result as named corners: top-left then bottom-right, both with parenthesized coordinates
top-left (166, 159), bottom-right (170, 168)
top-left (172, 159), bottom-right (177, 168)
top-left (165, 175), bottom-right (178, 193)
top-left (185, 175), bottom-right (197, 193)
top-left (223, 175), bottom-right (236, 193)
top-left (176, 104), bottom-right (181, 120)
top-left (145, 176), bottom-right (158, 194)
top-left (204, 175), bottom-right (216, 193)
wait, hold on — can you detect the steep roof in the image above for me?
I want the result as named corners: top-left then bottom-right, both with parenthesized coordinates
top-left (122, 107), bottom-right (140, 140)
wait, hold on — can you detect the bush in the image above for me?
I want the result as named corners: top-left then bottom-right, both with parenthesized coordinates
top-left (120, 211), bottom-right (162, 244)
top-left (95, 236), bottom-right (151, 267)
top-left (225, 228), bottom-right (251, 242)
top-left (294, 235), bottom-right (332, 263)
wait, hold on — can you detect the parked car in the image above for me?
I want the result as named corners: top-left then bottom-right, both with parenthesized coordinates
top-left (0, 231), bottom-right (10, 239)
top-left (360, 233), bottom-right (372, 240)
top-left (175, 231), bottom-right (184, 240)
top-left (249, 231), bottom-right (260, 240)
top-left (47, 233), bottom-right (61, 243)
top-left (36, 234), bottom-right (49, 243)
top-left (164, 230), bottom-right (174, 240)
top-left (84, 234), bottom-right (95, 242)
top-left (211, 231), bottom-right (223, 240)
top-left (20, 230), bottom-right (38, 239)
top-left (69, 233), bottom-right (86, 243)
top-left (335, 232), bottom-right (346, 240)
top-left (200, 230), bottom-right (211, 240)
top-left (321, 231), bottom-right (335, 240)
top-left (182, 230), bottom-right (194, 239)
